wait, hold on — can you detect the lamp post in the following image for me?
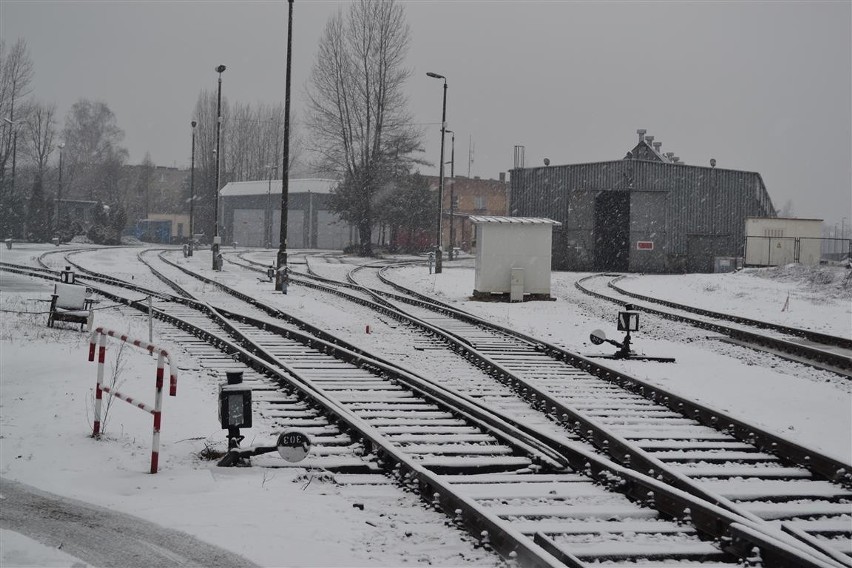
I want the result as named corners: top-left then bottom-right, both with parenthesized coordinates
top-left (213, 64), bottom-right (226, 270)
top-left (55, 142), bottom-right (65, 236)
top-left (266, 164), bottom-right (278, 248)
top-left (445, 130), bottom-right (455, 261)
top-left (188, 120), bottom-right (197, 256)
top-left (276, 0), bottom-right (294, 292)
top-left (426, 71), bottom-right (447, 274)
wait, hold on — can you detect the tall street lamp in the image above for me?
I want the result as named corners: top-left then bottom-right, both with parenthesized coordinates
top-left (445, 129), bottom-right (455, 261)
top-left (276, 0), bottom-right (294, 292)
top-left (213, 64), bottom-right (226, 270)
top-left (55, 142), bottom-right (65, 236)
top-left (427, 71), bottom-right (447, 274)
top-left (189, 120), bottom-right (197, 256)
top-left (266, 164), bottom-right (278, 248)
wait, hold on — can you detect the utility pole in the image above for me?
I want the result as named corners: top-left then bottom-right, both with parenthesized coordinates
top-left (446, 130), bottom-right (455, 261)
top-left (213, 64), bottom-right (226, 270)
top-left (189, 121), bottom-right (196, 256)
top-left (276, 0), bottom-right (294, 291)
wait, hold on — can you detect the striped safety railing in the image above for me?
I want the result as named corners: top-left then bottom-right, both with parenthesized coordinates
top-left (88, 327), bottom-right (178, 473)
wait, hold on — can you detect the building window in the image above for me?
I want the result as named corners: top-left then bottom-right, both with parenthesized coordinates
top-left (474, 196), bottom-right (486, 210)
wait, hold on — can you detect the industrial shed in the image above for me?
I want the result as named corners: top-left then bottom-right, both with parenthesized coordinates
top-left (220, 179), bottom-right (354, 250)
top-left (510, 132), bottom-right (776, 273)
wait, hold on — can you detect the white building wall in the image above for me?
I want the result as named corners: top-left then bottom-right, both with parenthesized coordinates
top-left (474, 223), bottom-right (554, 295)
top-left (744, 217), bottom-right (823, 266)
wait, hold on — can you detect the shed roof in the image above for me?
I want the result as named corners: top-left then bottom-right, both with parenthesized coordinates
top-left (469, 215), bottom-right (561, 227)
top-left (220, 178), bottom-right (338, 197)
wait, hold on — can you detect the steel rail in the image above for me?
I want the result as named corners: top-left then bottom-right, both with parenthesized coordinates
top-left (575, 274), bottom-right (851, 375)
top-left (366, 263), bottom-right (851, 486)
top-left (132, 255), bottom-right (847, 567)
top-left (608, 275), bottom-right (852, 350)
top-left (213, 254), bottom-right (852, 566)
top-left (3, 259), bottom-right (845, 567)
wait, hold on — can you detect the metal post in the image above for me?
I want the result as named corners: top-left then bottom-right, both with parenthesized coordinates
top-left (213, 64), bottom-right (226, 271)
top-left (55, 142), bottom-right (65, 235)
top-left (276, 0), bottom-right (294, 292)
top-left (448, 131), bottom-right (455, 261)
top-left (10, 128), bottom-right (16, 199)
top-left (189, 121), bottom-right (196, 256)
top-left (427, 72), bottom-right (447, 274)
top-left (148, 295), bottom-right (153, 343)
top-left (266, 165), bottom-right (277, 248)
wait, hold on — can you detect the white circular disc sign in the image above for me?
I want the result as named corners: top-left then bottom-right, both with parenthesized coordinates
top-left (277, 430), bottom-right (311, 463)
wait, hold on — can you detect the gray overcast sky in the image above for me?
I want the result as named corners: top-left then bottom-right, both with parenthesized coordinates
top-left (3, 0), bottom-right (850, 226)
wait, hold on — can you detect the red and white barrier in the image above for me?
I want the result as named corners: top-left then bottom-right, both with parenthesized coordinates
top-left (88, 327), bottom-right (178, 474)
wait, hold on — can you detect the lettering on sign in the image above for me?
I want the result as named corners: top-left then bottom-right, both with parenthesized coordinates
top-left (636, 241), bottom-right (654, 251)
top-left (277, 429), bottom-right (311, 463)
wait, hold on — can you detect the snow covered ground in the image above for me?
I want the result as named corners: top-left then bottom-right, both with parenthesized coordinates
top-left (1, 244), bottom-right (850, 566)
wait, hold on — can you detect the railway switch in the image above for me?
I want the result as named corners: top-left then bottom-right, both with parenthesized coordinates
top-left (589, 304), bottom-right (675, 362)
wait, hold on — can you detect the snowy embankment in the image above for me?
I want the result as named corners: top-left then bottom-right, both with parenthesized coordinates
top-left (0, 245), bottom-right (500, 568)
top-left (614, 265), bottom-right (852, 337)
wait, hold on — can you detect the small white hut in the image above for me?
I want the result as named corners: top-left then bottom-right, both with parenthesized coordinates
top-left (470, 216), bottom-right (561, 301)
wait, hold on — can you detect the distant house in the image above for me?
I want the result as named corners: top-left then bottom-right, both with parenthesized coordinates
top-left (423, 174), bottom-right (510, 253)
top-left (58, 199), bottom-right (99, 228)
top-left (219, 179), bottom-right (355, 249)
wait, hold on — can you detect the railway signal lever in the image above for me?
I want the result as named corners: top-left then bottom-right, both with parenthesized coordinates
top-left (588, 305), bottom-right (675, 363)
top-left (218, 371), bottom-right (251, 466)
top-left (217, 371), bottom-right (313, 467)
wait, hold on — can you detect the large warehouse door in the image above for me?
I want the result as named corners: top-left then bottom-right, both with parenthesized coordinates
top-left (316, 210), bottom-right (349, 250)
top-left (270, 210), bottom-right (305, 248)
top-left (594, 191), bottom-right (630, 271)
top-left (233, 209), bottom-right (264, 247)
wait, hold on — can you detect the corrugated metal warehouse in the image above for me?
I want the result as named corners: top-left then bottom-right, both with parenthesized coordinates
top-left (510, 131), bottom-right (777, 273)
top-left (220, 179), bottom-right (354, 249)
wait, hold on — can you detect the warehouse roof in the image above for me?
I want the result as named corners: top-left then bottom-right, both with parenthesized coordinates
top-left (220, 178), bottom-right (338, 197)
top-left (469, 216), bottom-right (561, 226)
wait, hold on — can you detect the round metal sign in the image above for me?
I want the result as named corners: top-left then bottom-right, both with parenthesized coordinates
top-left (277, 430), bottom-right (311, 463)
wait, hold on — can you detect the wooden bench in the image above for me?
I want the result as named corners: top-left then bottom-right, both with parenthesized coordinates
top-left (48, 282), bottom-right (94, 331)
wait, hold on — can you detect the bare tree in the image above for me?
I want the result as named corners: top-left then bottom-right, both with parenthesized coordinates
top-left (306, 0), bottom-right (422, 256)
top-left (62, 99), bottom-right (128, 205)
top-left (0, 39), bottom-right (35, 238)
top-left (225, 101), bottom-right (302, 182)
top-left (191, 89), bottom-right (225, 241)
top-left (21, 100), bottom-right (57, 182)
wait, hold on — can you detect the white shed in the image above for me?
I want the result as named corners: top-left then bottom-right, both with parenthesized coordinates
top-left (470, 216), bottom-right (561, 301)
top-left (744, 217), bottom-right (823, 266)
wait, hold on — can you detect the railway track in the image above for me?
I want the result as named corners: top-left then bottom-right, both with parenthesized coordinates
top-left (230, 251), bottom-right (852, 566)
top-left (574, 274), bottom-right (852, 377)
top-left (2, 250), bottom-right (849, 566)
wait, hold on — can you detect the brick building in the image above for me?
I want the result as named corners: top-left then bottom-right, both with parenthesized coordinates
top-left (425, 174), bottom-right (510, 252)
